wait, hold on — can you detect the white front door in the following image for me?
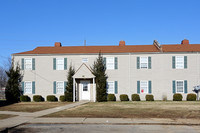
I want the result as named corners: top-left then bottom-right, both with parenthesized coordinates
top-left (81, 81), bottom-right (90, 100)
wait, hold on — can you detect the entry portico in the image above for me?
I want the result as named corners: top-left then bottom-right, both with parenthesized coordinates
top-left (72, 63), bottom-right (96, 102)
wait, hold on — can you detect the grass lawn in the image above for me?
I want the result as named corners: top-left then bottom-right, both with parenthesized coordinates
top-left (0, 114), bottom-right (17, 120)
top-left (44, 101), bottom-right (200, 119)
top-left (0, 102), bottom-right (71, 112)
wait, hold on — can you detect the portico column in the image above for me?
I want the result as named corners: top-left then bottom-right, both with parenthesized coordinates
top-left (93, 77), bottom-right (96, 102)
top-left (73, 78), bottom-right (75, 102)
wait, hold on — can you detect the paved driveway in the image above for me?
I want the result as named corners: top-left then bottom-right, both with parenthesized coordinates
top-left (8, 124), bottom-right (200, 133)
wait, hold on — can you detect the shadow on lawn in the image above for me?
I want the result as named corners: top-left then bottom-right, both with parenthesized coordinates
top-left (0, 100), bottom-right (15, 107)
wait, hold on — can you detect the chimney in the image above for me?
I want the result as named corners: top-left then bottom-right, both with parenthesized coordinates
top-left (54, 42), bottom-right (62, 47)
top-left (119, 40), bottom-right (125, 46)
top-left (181, 39), bottom-right (189, 45)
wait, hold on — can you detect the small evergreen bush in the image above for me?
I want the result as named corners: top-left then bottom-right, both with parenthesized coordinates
top-left (20, 95), bottom-right (31, 102)
top-left (173, 93), bottom-right (183, 101)
top-left (145, 94), bottom-right (154, 101)
top-left (59, 95), bottom-right (66, 102)
top-left (47, 95), bottom-right (58, 102)
top-left (33, 95), bottom-right (44, 102)
top-left (120, 94), bottom-right (129, 101)
top-left (186, 93), bottom-right (196, 101)
top-left (107, 94), bottom-right (116, 101)
top-left (131, 94), bottom-right (140, 101)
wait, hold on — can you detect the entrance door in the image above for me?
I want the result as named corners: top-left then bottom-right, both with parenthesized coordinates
top-left (81, 81), bottom-right (90, 100)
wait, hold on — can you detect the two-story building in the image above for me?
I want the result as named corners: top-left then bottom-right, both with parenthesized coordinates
top-left (13, 39), bottom-right (200, 101)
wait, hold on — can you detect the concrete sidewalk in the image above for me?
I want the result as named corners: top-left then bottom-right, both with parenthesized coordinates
top-left (29, 117), bottom-right (200, 125)
top-left (0, 101), bottom-right (89, 131)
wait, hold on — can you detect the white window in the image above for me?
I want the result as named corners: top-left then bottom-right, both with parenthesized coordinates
top-left (56, 81), bottom-right (64, 94)
top-left (24, 81), bottom-right (32, 94)
top-left (106, 57), bottom-right (114, 70)
top-left (25, 58), bottom-right (32, 70)
top-left (107, 81), bottom-right (114, 94)
top-left (82, 58), bottom-right (88, 63)
top-left (140, 57), bottom-right (148, 69)
top-left (57, 58), bottom-right (64, 70)
top-left (140, 81), bottom-right (148, 93)
top-left (176, 56), bottom-right (184, 69)
top-left (176, 80), bottom-right (184, 93)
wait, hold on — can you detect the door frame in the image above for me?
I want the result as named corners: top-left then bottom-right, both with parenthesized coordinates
top-left (80, 80), bottom-right (90, 100)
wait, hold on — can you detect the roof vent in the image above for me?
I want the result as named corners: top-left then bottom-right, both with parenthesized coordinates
top-left (55, 42), bottom-right (62, 47)
top-left (181, 39), bottom-right (189, 45)
top-left (119, 40), bottom-right (125, 46)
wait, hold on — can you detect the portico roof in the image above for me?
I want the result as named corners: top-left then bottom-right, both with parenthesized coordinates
top-left (73, 63), bottom-right (95, 79)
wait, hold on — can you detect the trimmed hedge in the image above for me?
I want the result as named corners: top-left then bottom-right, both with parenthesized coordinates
top-left (33, 95), bottom-right (44, 102)
top-left (187, 93), bottom-right (196, 101)
top-left (120, 94), bottom-right (129, 101)
top-left (131, 94), bottom-right (140, 101)
top-left (107, 94), bottom-right (116, 101)
top-left (20, 95), bottom-right (31, 102)
top-left (173, 93), bottom-right (183, 101)
top-left (145, 94), bottom-right (154, 101)
top-left (59, 95), bottom-right (66, 102)
top-left (47, 95), bottom-right (58, 102)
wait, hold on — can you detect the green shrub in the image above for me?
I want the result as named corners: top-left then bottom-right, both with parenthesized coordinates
top-left (20, 95), bottom-right (31, 102)
top-left (145, 94), bottom-right (154, 101)
top-left (120, 94), bottom-right (129, 101)
top-left (47, 95), bottom-right (58, 102)
top-left (107, 94), bottom-right (116, 101)
top-left (173, 93), bottom-right (183, 101)
top-left (33, 95), bottom-right (44, 102)
top-left (187, 93), bottom-right (196, 101)
top-left (59, 95), bottom-right (66, 102)
top-left (131, 94), bottom-right (140, 101)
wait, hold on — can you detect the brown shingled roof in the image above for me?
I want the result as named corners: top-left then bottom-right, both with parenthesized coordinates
top-left (14, 45), bottom-right (160, 55)
top-left (13, 42), bottom-right (200, 55)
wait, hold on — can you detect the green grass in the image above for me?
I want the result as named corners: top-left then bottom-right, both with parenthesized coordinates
top-left (44, 101), bottom-right (200, 119)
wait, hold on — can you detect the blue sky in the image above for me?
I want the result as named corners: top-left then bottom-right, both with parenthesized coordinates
top-left (0, 0), bottom-right (200, 65)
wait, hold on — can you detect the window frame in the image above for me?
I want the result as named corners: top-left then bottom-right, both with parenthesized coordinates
top-left (140, 57), bottom-right (148, 69)
top-left (82, 58), bottom-right (88, 63)
top-left (175, 56), bottom-right (184, 69)
top-left (107, 81), bottom-right (115, 94)
top-left (56, 58), bottom-right (64, 70)
top-left (140, 80), bottom-right (148, 93)
top-left (24, 58), bottom-right (32, 70)
top-left (56, 81), bottom-right (64, 94)
top-left (176, 80), bottom-right (184, 93)
top-left (106, 57), bottom-right (115, 70)
top-left (24, 81), bottom-right (32, 94)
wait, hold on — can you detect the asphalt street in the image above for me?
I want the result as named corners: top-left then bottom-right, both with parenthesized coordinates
top-left (7, 124), bottom-right (200, 133)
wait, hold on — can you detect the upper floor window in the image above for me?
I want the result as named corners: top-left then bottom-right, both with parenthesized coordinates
top-left (53, 58), bottom-right (67, 70)
top-left (172, 56), bottom-right (187, 69)
top-left (104, 57), bottom-right (118, 70)
top-left (137, 57), bottom-right (151, 69)
top-left (25, 58), bottom-right (32, 70)
top-left (21, 58), bottom-right (35, 70)
top-left (107, 57), bottom-right (114, 69)
top-left (57, 58), bottom-right (64, 70)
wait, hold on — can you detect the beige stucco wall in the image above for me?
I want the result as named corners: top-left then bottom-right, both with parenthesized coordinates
top-left (13, 52), bottom-right (200, 101)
